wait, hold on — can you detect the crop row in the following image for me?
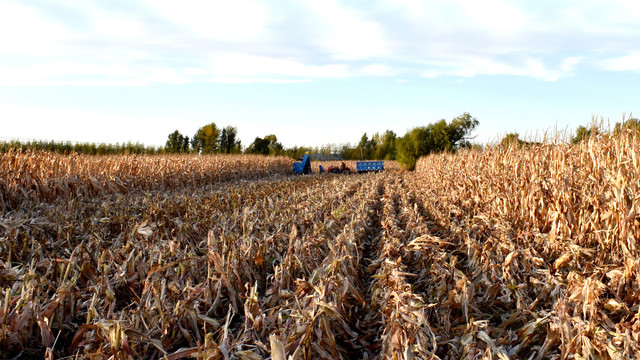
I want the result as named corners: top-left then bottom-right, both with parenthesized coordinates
top-left (2, 131), bottom-right (639, 358)
top-left (0, 151), bottom-right (292, 210)
top-left (413, 131), bottom-right (640, 358)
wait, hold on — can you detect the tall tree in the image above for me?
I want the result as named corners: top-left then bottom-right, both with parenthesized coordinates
top-left (181, 136), bottom-right (190, 152)
top-left (246, 137), bottom-right (270, 155)
top-left (246, 134), bottom-right (283, 155)
top-left (191, 123), bottom-right (220, 154)
top-left (430, 120), bottom-right (451, 152)
top-left (614, 117), bottom-right (640, 134)
top-left (219, 126), bottom-right (241, 154)
top-left (572, 126), bottom-right (592, 144)
top-left (165, 130), bottom-right (187, 153)
top-left (357, 133), bottom-right (375, 160)
top-left (264, 134), bottom-right (284, 155)
top-left (396, 126), bottom-right (431, 170)
top-left (447, 112), bottom-right (480, 149)
top-left (500, 133), bottom-right (522, 148)
top-left (396, 113), bottom-right (479, 170)
top-left (375, 130), bottom-right (397, 160)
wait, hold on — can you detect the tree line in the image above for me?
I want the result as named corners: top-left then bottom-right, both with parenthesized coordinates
top-left (4, 113), bottom-right (636, 170)
top-left (165, 124), bottom-right (242, 154)
top-left (0, 139), bottom-right (160, 155)
top-left (499, 116), bottom-right (640, 148)
top-left (165, 113), bottom-right (640, 170)
top-left (160, 113), bottom-right (480, 170)
top-left (571, 116), bottom-right (640, 144)
top-left (0, 113), bottom-right (481, 170)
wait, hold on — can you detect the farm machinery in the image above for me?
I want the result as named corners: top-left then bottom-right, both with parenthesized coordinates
top-left (293, 154), bottom-right (384, 174)
top-left (326, 162), bottom-right (351, 174)
top-left (293, 154), bottom-right (312, 174)
top-left (355, 161), bottom-right (384, 173)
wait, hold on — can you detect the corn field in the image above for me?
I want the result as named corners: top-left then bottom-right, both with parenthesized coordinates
top-left (0, 152), bottom-right (292, 211)
top-left (1, 131), bottom-right (639, 359)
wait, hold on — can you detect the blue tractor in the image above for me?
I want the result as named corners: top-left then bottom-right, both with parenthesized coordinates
top-left (293, 154), bottom-right (312, 174)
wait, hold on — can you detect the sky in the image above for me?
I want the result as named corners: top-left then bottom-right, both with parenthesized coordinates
top-left (1, 0), bottom-right (639, 148)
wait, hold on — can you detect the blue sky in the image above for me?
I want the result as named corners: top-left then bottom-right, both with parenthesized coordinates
top-left (1, 0), bottom-right (638, 148)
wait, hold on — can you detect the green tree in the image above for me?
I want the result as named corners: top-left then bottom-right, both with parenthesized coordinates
top-left (430, 120), bottom-right (451, 152)
top-left (614, 117), bottom-right (640, 134)
top-left (339, 143), bottom-right (358, 160)
top-left (571, 126), bottom-right (592, 144)
top-left (191, 123), bottom-right (220, 154)
top-left (396, 126), bottom-right (431, 170)
top-left (357, 133), bottom-right (375, 160)
top-left (500, 133), bottom-right (523, 148)
top-left (264, 134), bottom-right (284, 155)
top-left (374, 130), bottom-right (397, 160)
top-left (447, 112), bottom-right (480, 149)
top-left (396, 113), bottom-right (479, 170)
top-left (181, 136), bottom-right (190, 152)
top-left (284, 146), bottom-right (313, 159)
top-left (165, 130), bottom-right (188, 153)
top-left (246, 135), bottom-right (282, 155)
top-left (219, 126), bottom-right (241, 154)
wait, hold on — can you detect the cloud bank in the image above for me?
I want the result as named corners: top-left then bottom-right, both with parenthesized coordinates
top-left (0, 0), bottom-right (639, 85)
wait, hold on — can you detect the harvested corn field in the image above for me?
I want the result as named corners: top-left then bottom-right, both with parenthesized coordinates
top-left (0, 151), bottom-right (292, 211)
top-left (1, 131), bottom-right (640, 359)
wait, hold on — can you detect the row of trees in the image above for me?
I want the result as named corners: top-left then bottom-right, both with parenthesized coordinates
top-left (14, 113), bottom-right (636, 169)
top-left (395, 113), bottom-right (479, 169)
top-left (572, 117), bottom-right (640, 144)
top-left (165, 124), bottom-right (242, 154)
top-left (499, 116), bottom-right (640, 148)
top-left (165, 123), bottom-right (289, 156)
top-left (10, 113), bottom-right (580, 167)
top-left (0, 140), bottom-right (160, 155)
top-left (277, 113), bottom-right (480, 170)
top-left (173, 114), bottom-right (636, 165)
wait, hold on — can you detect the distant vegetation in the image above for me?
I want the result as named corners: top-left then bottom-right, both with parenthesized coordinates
top-left (395, 113), bottom-right (479, 170)
top-left (499, 115), bottom-right (639, 148)
top-left (0, 139), bottom-right (160, 155)
top-left (160, 113), bottom-right (480, 169)
top-left (2, 113), bottom-right (637, 170)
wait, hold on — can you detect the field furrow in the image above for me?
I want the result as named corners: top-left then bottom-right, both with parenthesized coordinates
top-left (2, 131), bottom-right (640, 359)
top-left (0, 173), bottom-right (373, 358)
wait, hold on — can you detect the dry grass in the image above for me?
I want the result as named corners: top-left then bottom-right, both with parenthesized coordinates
top-left (0, 151), bottom-right (292, 210)
top-left (413, 129), bottom-right (640, 358)
top-left (1, 131), bottom-right (638, 359)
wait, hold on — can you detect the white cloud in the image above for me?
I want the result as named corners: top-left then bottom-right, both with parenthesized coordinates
top-left (0, 2), bottom-right (78, 55)
top-left (145, 67), bottom-right (191, 84)
top-left (450, 0), bottom-right (528, 33)
top-left (0, 60), bottom-right (143, 86)
top-left (419, 55), bottom-right (584, 82)
top-left (140, 0), bottom-right (268, 42)
top-left (93, 15), bottom-right (147, 38)
top-left (600, 53), bottom-right (640, 72)
top-left (359, 64), bottom-right (395, 76)
top-left (302, 0), bottom-right (391, 59)
top-left (208, 53), bottom-right (349, 81)
top-left (0, 0), bottom-right (638, 85)
top-left (209, 76), bottom-right (308, 84)
top-left (557, 0), bottom-right (640, 35)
